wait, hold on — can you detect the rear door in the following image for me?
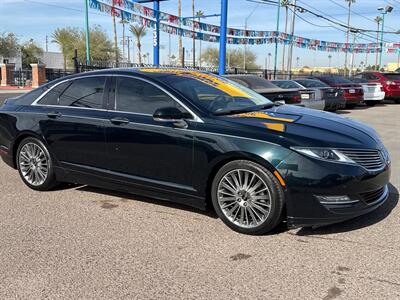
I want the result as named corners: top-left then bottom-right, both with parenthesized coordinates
top-left (35, 76), bottom-right (110, 169)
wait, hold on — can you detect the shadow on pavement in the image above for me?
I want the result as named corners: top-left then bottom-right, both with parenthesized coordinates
top-left (76, 185), bottom-right (219, 219)
top-left (296, 183), bottom-right (399, 236)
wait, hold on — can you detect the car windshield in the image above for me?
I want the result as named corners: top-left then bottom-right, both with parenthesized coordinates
top-left (272, 80), bottom-right (301, 89)
top-left (383, 73), bottom-right (400, 80)
top-left (294, 79), bottom-right (329, 88)
top-left (227, 76), bottom-right (277, 89)
top-left (143, 69), bottom-right (273, 115)
top-left (320, 76), bottom-right (353, 84)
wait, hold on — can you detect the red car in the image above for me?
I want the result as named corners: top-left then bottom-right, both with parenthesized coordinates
top-left (355, 72), bottom-right (400, 102)
top-left (303, 75), bottom-right (363, 108)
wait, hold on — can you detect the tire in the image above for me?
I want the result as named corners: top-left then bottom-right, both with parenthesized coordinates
top-left (211, 160), bottom-right (285, 235)
top-left (346, 103), bottom-right (357, 109)
top-left (16, 137), bottom-right (58, 191)
top-left (365, 102), bottom-right (377, 107)
top-left (395, 99), bottom-right (400, 104)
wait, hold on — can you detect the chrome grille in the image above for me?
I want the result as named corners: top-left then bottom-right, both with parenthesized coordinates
top-left (359, 186), bottom-right (386, 205)
top-left (339, 149), bottom-right (384, 170)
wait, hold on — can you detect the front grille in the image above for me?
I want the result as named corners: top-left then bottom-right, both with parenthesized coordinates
top-left (339, 149), bottom-right (384, 170)
top-left (359, 186), bottom-right (386, 204)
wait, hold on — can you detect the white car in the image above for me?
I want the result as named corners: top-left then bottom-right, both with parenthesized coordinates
top-left (349, 78), bottom-right (385, 106)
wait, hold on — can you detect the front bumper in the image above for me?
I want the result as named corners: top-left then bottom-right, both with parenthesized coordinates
top-left (277, 152), bottom-right (391, 229)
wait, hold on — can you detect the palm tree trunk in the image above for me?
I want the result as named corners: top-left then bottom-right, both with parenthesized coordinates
top-left (137, 42), bottom-right (142, 65)
top-left (178, 0), bottom-right (183, 67)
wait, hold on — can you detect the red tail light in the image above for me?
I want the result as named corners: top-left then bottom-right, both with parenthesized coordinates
top-left (292, 95), bottom-right (301, 103)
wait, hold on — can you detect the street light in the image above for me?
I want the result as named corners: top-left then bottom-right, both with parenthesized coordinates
top-left (378, 5), bottom-right (393, 71)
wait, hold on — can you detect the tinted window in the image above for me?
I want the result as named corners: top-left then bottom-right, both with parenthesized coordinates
top-left (383, 73), bottom-right (400, 80)
top-left (229, 76), bottom-right (277, 89)
top-left (38, 82), bottom-right (71, 105)
top-left (295, 79), bottom-right (329, 88)
top-left (319, 76), bottom-right (352, 85)
top-left (15, 86), bottom-right (47, 105)
top-left (272, 80), bottom-right (301, 89)
top-left (59, 77), bottom-right (106, 108)
top-left (116, 77), bottom-right (179, 114)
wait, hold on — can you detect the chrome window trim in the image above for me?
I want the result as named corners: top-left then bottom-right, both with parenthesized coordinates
top-left (112, 74), bottom-right (204, 123)
top-left (31, 74), bottom-right (204, 123)
top-left (31, 75), bottom-right (109, 106)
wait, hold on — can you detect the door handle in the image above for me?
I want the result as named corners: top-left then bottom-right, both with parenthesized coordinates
top-left (110, 117), bottom-right (130, 125)
top-left (47, 111), bottom-right (62, 118)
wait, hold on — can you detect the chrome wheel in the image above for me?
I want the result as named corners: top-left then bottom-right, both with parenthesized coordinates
top-left (19, 142), bottom-right (49, 186)
top-left (217, 169), bottom-right (272, 229)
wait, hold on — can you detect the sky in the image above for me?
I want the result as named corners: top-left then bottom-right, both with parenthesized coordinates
top-left (1, 0), bottom-right (400, 69)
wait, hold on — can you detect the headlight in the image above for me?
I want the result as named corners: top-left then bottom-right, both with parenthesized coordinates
top-left (291, 147), bottom-right (355, 163)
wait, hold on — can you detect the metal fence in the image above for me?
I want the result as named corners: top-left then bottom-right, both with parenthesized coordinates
top-left (9, 69), bottom-right (32, 87)
top-left (45, 69), bottom-right (75, 82)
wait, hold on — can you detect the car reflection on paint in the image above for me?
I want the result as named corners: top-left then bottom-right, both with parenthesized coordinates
top-left (0, 68), bottom-right (391, 235)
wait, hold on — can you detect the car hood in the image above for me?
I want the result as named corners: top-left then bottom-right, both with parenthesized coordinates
top-left (221, 105), bottom-right (382, 149)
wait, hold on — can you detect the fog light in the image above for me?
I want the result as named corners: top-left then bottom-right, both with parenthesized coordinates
top-left (316, 195), bottom-right (359, 205)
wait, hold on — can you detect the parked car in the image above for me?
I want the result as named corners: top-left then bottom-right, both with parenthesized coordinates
top-left (354, 72), bottom-right (400, 103)
top-left (0, 69), bottom-right (391, 235)
top-left (271, 80), bottom-right (323, 110)
top-left (225, 75), bottom-right (302, 105)
top-left (348, 77), bottom-right (385, 106)
top-left (294, 78), bottom-right (346, 111)
top-left (302, 75), bottom-right (363, 108)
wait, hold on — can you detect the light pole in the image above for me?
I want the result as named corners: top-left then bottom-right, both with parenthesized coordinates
top-left (281, 0), bottom-right (290, 73)
top-left (378, 5), bottom-right (393, 71)
top-left (84, 0), bottom-right (90, 64)
top-left (244, 4), bottom-right (259, 70)
top-left (344, 0), bottom-right (355, 74)
top-left (273, 0), bottom-right (282, 79)
top-left (374, 16), bottom-right (382, 69)
top-left (349, 29), bottom-right (358, 77)
top-left (286, 0), bottom-right (300, 77)
top-left (328, 54), bottom-right (332, 68)
top-left (296, 56), bottom-right (299, 68)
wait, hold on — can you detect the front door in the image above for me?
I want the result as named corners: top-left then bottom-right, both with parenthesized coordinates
top-left (104, 76), bottom-right (195, 192)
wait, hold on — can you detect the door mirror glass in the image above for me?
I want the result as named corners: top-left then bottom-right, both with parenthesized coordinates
top-left (153, 107), bottom-right (184, 121)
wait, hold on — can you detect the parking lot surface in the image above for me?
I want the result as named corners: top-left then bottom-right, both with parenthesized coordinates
top-left (0, 93), bottom-right (399, 299)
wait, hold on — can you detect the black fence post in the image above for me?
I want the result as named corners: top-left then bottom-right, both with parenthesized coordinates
top-left (73, 49), bottom-right (79, 73)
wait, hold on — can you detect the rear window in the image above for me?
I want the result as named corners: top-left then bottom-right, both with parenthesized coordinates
top-left (383, 73), bottom-right (400, 80)
top-left (349, 77), bottom-right (368, 83)
top-left (228, 76), bottom-right (277, 89)
top-left (319, 76), bottom-right (352, 85)
top-left (271, 80), bottom-right (301, 89)
top-left (295, 79), bottom-right (329, 88)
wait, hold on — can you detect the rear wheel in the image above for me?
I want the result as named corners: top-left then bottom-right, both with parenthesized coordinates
top-left (16, 137), bottom-right (58, 191)
top-left (346, 103), bottom-right (357, 109)
top-left (365, 101), bottom-right (377, 107)
top-left (211, 160), bottom-right (285, 235)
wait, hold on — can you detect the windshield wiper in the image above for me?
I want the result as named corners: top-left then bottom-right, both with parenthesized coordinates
top-left (213, 103), bottom-right (274, 116)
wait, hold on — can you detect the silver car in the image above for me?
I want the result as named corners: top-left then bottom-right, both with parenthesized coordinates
top-left (271, 80), bottom-right (325, 110)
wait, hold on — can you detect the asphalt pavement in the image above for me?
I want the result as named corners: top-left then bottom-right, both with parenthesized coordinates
top-left (0, 92), bottom-right (399, 299)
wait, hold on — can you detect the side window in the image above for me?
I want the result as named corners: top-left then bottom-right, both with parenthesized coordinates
top-left (38, 82), bottom-right (71, 105)
top-left (59, 77), bottom-right (106, 108)
top-left (115, 77), bottom-right (185, 115)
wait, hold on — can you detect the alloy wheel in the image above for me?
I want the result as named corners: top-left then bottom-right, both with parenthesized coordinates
top-left (19, 142), bottom-right (49, 186)
top-left (217, 169), bottom-right (272, 229)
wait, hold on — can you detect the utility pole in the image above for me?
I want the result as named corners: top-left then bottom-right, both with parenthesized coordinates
top-left (273, 1), bottom-right (282, 79)
top-left (45, 35), bottom-right (48, 52)
top-left (374, 16), bottom-right (382, 70)
top-left (378, 6), bottom-right (393, 71)
top-left (349, 30), bottom-right (358, 76)
top-left (244, 4), bottom-right (259, 71)
top-left (192, 0), bottom-right (196, 67)
top-left (281, 0), bottom-right (289, 73)
top-left (84, 0), bottom-right (90, 64)
top-left (344, 0), bottom-right (354, 74)
top-left (286, 0), bottom-right (297, 77)
top-left (126, 36), bottom-right (133, 63)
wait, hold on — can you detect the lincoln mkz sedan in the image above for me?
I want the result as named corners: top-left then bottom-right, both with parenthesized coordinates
top-left (0, 69), bottom-right (391, 235)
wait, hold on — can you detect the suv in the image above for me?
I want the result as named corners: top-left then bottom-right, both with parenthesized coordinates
top-left (301, 75), bottom-right (363, 108)
top-left (355, 72), bottom-right (400, 103)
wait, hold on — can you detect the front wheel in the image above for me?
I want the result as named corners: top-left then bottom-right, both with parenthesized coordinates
top-left (16, 137), bottom-right (58, 191)
top-left (211, 160), bottom-right (285, 235)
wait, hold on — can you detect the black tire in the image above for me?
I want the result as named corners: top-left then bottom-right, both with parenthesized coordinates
top-left (365, 102), bottom-right (377, 107)
top-left (394, 99), bottom-right (400, 104)
top-left (16, 137), bottom-right (58, 191)
top-left (346, 103), bottom-right (357, 109)
top-left (211, 160), bottom-right (285, 235)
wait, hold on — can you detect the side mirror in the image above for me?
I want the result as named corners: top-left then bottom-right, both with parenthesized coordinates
top-left (153, 107), bottom-right (187, 129)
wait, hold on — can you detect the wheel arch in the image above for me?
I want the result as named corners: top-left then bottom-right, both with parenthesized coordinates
top-left (11, 131), bottom-right (49, 169)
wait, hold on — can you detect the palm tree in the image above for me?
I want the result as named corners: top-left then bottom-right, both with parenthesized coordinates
top-left (178, 0), bottom-right (183, 66)
top-left (130, 24), bottom-right (147, 65)
top-left (195, 10), bottom-right (204, 67)
top-left (52, 28), bottom-right (78, 70)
